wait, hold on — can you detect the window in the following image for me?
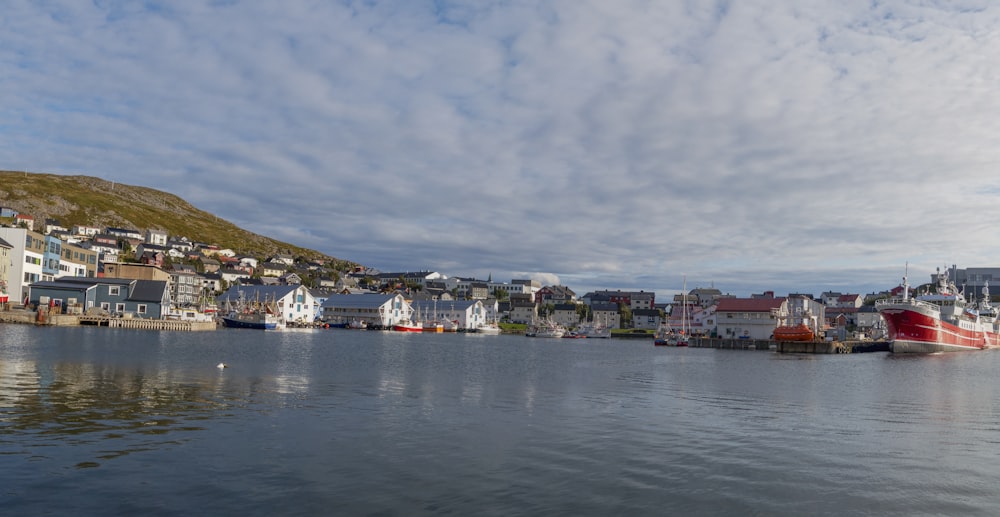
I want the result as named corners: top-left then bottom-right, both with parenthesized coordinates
top-left (101, 302), bottom-right (110, 311)
top-left (109, 286), bottom-right (120, 296)
top-left (115, 303), bottom-right (125, 313)
top-left (137, 304), bottom-right (147, 314)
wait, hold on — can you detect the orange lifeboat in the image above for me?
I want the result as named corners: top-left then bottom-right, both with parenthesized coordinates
top-left (773, 323), bottom-right (815, 342)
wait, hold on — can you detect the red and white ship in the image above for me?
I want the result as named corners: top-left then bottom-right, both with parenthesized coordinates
top-left (876, 267), bottom-right (1000, 353)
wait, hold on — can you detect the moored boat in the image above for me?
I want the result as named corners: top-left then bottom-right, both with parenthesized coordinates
top-left (773, 323), bottom-right (815, 342)
top-left (393, 319), bottom-right (423, 332)
top-left (526, 319), bottom-right (566, 338)
top-left (876, 266), bottom-right (1000, 353)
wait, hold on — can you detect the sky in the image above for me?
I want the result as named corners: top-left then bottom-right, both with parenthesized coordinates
top-left (3, 0), bottom-right (1000, 299)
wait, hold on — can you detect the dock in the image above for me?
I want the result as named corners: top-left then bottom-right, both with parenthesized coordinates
top-left (690, 337), bottom-right (889, 354)
top-left (1, 308), bottom-right (216, 331)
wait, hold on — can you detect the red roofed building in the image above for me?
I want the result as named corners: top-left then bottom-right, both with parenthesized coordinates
top-left (715, 297), bottom-right (787, 340)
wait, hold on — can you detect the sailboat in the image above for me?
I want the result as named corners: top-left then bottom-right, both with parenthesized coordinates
top-left (676, 275), bottom-right (690, 346)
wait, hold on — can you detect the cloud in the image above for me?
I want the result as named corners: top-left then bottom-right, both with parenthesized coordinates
top-left (2, 1), bottom-right (1000, 297)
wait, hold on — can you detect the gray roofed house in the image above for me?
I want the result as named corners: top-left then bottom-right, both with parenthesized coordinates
top-left (29, 278), bottom-right (170, 318)
top-left (217, 284), bottom-right (318, 323)
top-left (320, 293), bottom-right (412, 327)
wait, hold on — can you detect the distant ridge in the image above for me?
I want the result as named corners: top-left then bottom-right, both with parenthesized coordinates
top-left (0, 170), bottom-right (352, 264)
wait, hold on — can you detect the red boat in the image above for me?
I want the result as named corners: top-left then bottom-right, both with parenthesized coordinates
top-left (876, 267), bottom-right (1000, 353)
top-left (393, 320), bottom-right (423, 332)
top-left (773, 323), bottom-right (815, 342)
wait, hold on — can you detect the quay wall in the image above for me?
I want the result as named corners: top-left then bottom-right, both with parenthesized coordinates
top-left (0, 309), bottom-right (216, 331)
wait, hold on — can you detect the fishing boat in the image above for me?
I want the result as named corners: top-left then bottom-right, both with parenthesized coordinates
top-left (476, 322), bottom-right (502, 334)
top-left (653, 322), bottom-right (675, 346)
top-left (221, 291), bottom-right (285, 330)
top-left (773, 301), bottom-right (818, 342)
top-left (876, 266), bottom-right (1000, 353)
top-left (393, 319), bottom-right (423, 332)
top-left (654, 277), bottom-right (692, 347)
top-left (526, 319), bottom-right (566, 338)
top-left (574, 322), bottom-right (611, 338)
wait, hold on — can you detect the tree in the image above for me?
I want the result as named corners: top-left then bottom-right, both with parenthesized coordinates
top-left (619, 303), bottom-right (633, 328)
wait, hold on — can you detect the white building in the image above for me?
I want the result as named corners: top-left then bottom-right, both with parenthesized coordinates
top-left (0, 227), bottom-right (45, 304)
top-left (320, 293), bottom-right (413, 327)
top-left (217, 284), bottom-right (318, 323)
top-left (146, 229), bottom-right (168, 246)
top-left (411, 299), bottom-right (487, 330)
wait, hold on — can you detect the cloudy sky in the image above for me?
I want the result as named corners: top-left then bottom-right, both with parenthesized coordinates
top-left (3, 1), bottom-right (999, 298)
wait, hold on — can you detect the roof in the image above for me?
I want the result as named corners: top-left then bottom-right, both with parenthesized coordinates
top-left (591, 302), bottom-right (619, 312)
top-left (411, 299), bottom-right (480, 311)
top-left (0, 237), bottom-right (11, 249)
top-left (29, 281), bottom-right (95, 292)
top-left (716, 298), bottom-right (785, 312)
top-left (129, 280), bottom-right (168, 302)
top-left (320, 293), bottom-right (399, 309)
top-left (218, 284), bottom-right (300, 304)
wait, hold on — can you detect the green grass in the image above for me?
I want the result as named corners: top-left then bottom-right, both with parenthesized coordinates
top-left (0, 170), bottom-right (355, 266)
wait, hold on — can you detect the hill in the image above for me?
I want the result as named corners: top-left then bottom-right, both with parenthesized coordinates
top-left (0, 170), bottom-right (354, 267)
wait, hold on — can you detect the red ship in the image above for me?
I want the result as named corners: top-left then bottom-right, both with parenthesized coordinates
top-left (876, 267), bottom-right (1000, 353)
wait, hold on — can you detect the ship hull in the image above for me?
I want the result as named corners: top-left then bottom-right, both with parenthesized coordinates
top-left (878, 302), bottom-right (997, 353)
top-left (222, 315), bottom-right (281, 330)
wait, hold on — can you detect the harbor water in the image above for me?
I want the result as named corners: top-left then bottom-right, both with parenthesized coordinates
top-left (3, 324), bottom-right (1000, 515)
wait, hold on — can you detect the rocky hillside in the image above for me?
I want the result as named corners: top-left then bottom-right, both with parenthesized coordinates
top-left (0, 170), bottom-right (353, 266)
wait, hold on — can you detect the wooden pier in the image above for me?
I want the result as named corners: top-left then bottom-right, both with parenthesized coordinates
top-left (78, 315), bottom-right (217, 331)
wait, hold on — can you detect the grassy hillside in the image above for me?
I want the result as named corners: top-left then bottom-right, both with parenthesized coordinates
top-left (0, 170), bottom-right (354, 266)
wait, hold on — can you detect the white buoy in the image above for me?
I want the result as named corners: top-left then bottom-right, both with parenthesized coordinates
top-left (217, 362), bottom-right (228, 369)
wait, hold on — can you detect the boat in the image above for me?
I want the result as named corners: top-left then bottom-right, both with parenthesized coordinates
top-left (393, 319), bottom-right (423, 332)
top-left (574, 322), bottom-right (611, 338)
top-left (773, 323), bottom-right (815, 342)
top-left (476, 322), bottom-right (502, 335)
top-left (166, 306), bottom-right (217, 323)
top-left (653, 322), bottom-right (676, 346)
top-left (656, 276), bottom-right (690, 347)
top-left (221, 291), bottom-right (285, 330)
top-left (222, 311), bottom-right (284, 330)
top-left (772, 302), bottom-right (818, 342)
top-left (348, 319), bottom-right (368, 330)
top-left (876, 266), bottom-right (1000, 353)
top-left (423, 320), bottom-right (444, 332)
top-left (525, 319), bottom-right (566, 338)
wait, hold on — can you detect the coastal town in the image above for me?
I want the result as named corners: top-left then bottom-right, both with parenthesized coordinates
top-left (2, 207), bottom-right (1000, 352)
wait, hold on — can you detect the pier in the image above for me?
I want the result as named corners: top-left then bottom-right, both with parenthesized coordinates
top-left (690, 337), bottom-right (889, 354)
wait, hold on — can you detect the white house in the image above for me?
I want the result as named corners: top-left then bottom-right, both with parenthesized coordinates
top-left (715, 297), bottom-right (787, 340)
top-left (146, 229), bottom-right (168, 246)
top-left (217, 284), bottom-right (317, 323)
top-left (411, 299), bottom-right (487, 330)
top-left (321, 293), bottom-right (412, 327)
top-left (0, 227), bottom-right (45, 304)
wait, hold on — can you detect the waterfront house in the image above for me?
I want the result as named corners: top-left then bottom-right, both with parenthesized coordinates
top-left (29, 277), bottom-right (170, 318)
top-left (217, 284), bottom-right (317, 323)
top-left (632, 308), bottom-right (662, 330)
top-left (411, 299), bottom-right (487, 330)
top-left (715, 297), bottom-right (787, 340)
top-left (0, 237), bottom-right (11, 304)
top-left (320, 293), bottom-right (412, 327)
top-left (590, 302), bottom-right (621, 329)
top-left (551, 303), bottom-right (581, 329)
top-left (508, 299), bottom-right (538, 324)
top-left (0, 227), bottom-right (46, 303)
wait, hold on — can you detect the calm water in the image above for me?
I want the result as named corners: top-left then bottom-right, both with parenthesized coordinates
top-left (3, 325), bottom-right (1000, 516)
